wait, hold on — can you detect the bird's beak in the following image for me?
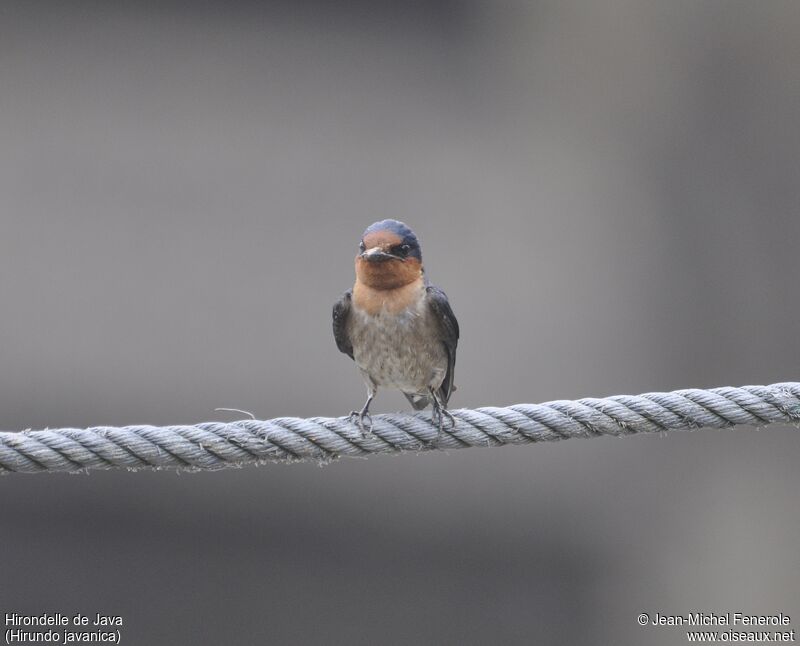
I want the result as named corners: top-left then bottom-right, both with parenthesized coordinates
top-left (360, 247), bottom-right (396, 263)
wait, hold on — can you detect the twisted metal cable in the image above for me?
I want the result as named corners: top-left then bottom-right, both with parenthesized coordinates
top-left (1, 382), bottom-right (799, 474)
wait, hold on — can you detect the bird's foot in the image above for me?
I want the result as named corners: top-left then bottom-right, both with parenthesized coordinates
top-left (432, 406), bottom-right (456, 440)
top-left (348, 409), bottom-right (374, 436)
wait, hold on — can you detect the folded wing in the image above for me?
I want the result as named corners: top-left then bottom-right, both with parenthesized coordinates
top-left (425, 285), bottom-right (459, 405)
top-left (332, 290), bottom-right (354, 360)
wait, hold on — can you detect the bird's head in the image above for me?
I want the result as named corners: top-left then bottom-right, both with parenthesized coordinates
top-left (354, 219), bottom-right (423, 290)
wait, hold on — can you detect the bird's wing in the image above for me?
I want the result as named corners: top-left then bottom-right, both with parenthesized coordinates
top-left (426, 285), bottom-right (459, 405)
top-left (332, 290), bottom-right (354, 360)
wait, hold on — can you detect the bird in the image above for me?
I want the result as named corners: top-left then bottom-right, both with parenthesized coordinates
top-left (332, 219), bottom-right (459, 435)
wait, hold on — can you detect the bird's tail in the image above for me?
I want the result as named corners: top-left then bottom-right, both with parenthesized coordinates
top-left (404, 393), bottom-right (431, 410)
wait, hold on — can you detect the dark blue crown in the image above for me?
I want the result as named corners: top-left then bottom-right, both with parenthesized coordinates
top-left (363, 219), bottom-right (422, 259)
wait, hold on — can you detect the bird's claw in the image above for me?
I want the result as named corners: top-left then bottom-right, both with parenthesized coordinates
top-left (432, 406), bottom-right (456, 440)
top-left (348, 410), bottom-right (374, 436)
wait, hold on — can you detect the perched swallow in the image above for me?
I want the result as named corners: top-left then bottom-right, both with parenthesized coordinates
top-left (332, 219), bottom-right (459, 434)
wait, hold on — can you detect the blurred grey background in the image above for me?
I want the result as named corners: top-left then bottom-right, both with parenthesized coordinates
top-left (2, 1), bottom-right (799, 644)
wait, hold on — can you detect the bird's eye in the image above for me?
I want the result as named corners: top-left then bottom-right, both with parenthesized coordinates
top-left (393, 244), bottom-right (411, 257)
top-left (359, 241), bottom-right (366, 252)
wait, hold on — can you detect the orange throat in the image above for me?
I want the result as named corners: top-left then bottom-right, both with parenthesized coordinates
top-left (353, 259), bottom-right (424, 315)
top-left (354, 254), bottom-right (422, 289)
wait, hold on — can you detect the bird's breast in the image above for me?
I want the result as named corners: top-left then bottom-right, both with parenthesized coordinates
top-left (351, 277), bottom-right (424, 316)
top-left (348, 280), bottom-right (447, 392)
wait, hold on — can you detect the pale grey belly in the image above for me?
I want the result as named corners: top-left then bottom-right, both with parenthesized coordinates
top-left (349, 310), bottom-right (447, 394)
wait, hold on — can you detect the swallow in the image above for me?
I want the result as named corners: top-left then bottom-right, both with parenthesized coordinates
top-left (332, 219), bottom-right (459, 435)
